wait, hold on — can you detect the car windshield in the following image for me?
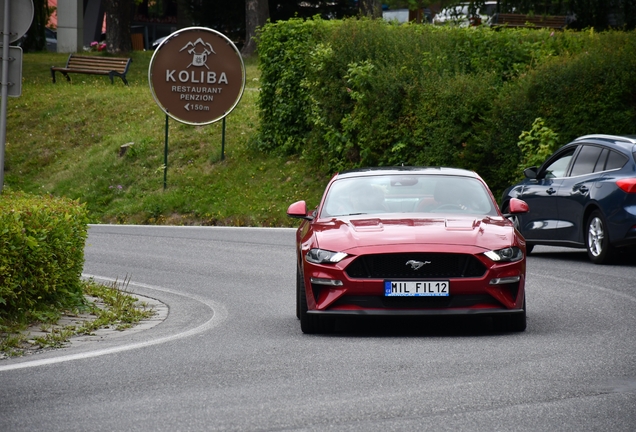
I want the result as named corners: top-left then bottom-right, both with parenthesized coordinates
top-left (321, 174), bottom-right (497, 217)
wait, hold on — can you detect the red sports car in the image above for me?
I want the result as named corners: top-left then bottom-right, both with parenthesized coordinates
top-left (287, 167), bottom-right (530, 334)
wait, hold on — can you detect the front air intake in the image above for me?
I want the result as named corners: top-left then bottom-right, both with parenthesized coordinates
top-left (345, 253), bottom-right (486, 279)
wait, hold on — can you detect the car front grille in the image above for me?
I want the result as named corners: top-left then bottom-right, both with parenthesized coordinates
top-left (345, 253), bottom-right (487, 279)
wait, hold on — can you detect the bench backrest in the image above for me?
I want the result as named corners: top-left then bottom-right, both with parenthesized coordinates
top-left (493, 13), bottom-right (568, 28)
top-left (66, 55), bottom-right (131, 73)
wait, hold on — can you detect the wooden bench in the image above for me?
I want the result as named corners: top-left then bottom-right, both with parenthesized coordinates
top-left (491, 13), bottom-right (568, 29)
top-left (51, 54), bottom-right (132, 85)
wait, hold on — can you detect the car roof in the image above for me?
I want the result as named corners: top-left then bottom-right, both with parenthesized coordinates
top-left (572, 134), bottom-right (636, 154)
top-left (336, 166), bottom-right (480, 179)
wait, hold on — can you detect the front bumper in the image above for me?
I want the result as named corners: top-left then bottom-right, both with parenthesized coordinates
top-left (307, 307), bottom-right (525, 316)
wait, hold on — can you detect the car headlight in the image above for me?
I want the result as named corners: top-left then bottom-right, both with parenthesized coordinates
top-left (484, 247), bottom-right (523, 262)
top-left (305, 249), bottom-right (348, 264)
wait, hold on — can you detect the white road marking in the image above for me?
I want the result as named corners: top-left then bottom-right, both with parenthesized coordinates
top-left (0, 276), bottom-right (227, 372)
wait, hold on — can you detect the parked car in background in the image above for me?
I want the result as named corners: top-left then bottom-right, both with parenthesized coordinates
top-left (14, 27), bottom-right (57, 52)
top-left (432, 1), bottom-right (498, 26)
top-left (383, 8), bottom-right (432, 24)
top-left (501, 134), bottom-right (636, 264)
top-left (151, 36), bottom-right (167, 50)
top-left (288, 167), bottom-right (529, 334)
top-left (45, 27), bottom-right (57, 52)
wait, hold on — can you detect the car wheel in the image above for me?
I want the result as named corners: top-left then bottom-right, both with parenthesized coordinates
top-left (494, 299), bottom-right (526, 332)
top-left (298, 270), bottom-right (314, 333)
top-left (504, 204), bottom-right (521, 230)
top-left (586, 210), bottom-right (614, 264)
top-left (504, 205), bottom-right (532, 254)
top-left (297, 270), bottom-right (322, 334)
top-left (296, 266), bottom-right (301, 320)
top-left (298, 270), bottom-right (333, 334)
top-left (525, 242), bottom-right (534, 255)
top-left (509, 299), bottom-right (527, 332)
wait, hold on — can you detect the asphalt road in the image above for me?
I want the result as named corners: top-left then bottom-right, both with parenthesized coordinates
top-left (1, 225), bottom-right (635, 431)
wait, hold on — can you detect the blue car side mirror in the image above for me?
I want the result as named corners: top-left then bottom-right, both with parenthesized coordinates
top-left (523, 167), bottom-right (538, 179)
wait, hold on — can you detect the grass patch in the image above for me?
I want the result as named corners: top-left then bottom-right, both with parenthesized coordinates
top-left (5, 51), bottom-right (327, 226)
top-left (0, 278), bottom-right (155, 358)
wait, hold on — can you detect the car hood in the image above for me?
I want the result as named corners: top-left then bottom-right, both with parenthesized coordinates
top-left (313, 215), bottom-right (516, 252)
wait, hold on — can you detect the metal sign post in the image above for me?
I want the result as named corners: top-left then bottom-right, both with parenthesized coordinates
top-left (148, 27), bottom-right (245, 189)
top-left (164, 114), bottom-right (168, 190)
top-left (0, 0), bottom-right (33, 193)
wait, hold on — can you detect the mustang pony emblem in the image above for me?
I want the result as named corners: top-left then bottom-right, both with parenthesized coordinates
top-left (406, 260), bottom-right (431, 270)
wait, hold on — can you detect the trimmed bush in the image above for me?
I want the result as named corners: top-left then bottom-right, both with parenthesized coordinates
top-left (469, 31), bottom-right (636, 192)
top-left (0, 190), bottom-right (89, 319)
top-left (256, 19), bottom-right (636, 196)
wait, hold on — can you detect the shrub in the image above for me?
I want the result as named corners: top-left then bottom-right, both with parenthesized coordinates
top-left (0, 190), bottom-right (89, 320)
top-left (517, 118), bottom-right (560, 172)
top-left (257, 19), bottom-right (636, 194)
top-left (471, 31), bottom-right (636, 193)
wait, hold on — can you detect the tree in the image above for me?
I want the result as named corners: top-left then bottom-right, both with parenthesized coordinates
top-left (20, 0), bottom-right (50, 52)
top-left (269, 1), bottom-right (358, 20)
top-left (454, 0), bottom-right (635, 30)
top-left (242, 0), bottom-right (270, 57)
top-left (103, 0), bottom-right (133, 53)
top-left (383, 1), bottom-right (432, 10)
top-left (359, 0), bottom-right (383, 18)
top-left (180, 1), bottom-right (244, 46)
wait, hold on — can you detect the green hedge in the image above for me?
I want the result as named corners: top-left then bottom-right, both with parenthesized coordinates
top-left (256, 19), bottom-right (636, 194)
top-left (468, 31), bottom-right (636, 191)
top-left (0, 190), bottom-right (89, 319)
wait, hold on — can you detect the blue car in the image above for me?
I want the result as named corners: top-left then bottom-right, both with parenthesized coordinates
top-left (501, 134), bottom-right (636, 264)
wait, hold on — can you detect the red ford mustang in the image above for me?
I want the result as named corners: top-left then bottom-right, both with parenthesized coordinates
top-left (287, 167), bottom-right (530, 334)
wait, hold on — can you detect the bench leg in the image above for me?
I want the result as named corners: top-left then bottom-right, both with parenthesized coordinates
top-left (51, 68), bottom-right (56, 83)
top-left (110, 71), bottom-right (129, 85)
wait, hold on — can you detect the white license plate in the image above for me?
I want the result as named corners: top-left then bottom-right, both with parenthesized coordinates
top-left (384, 281), bottom-right (449, 297)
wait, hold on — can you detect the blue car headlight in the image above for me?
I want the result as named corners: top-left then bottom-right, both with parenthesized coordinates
top-left (305, 249), bottom-right (348, 264)
top-left (484, 247), bottom-right (523, 262)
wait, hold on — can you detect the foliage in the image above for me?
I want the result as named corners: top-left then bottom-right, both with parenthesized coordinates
top-left (82, 277), bottom-right (155, 331)
top-left (471, 30), bottom-right (636, 191)
top-left (5, 51), bottom-right (326, 227)
top-left (0, 190), bottom-right (89, 321)
top-left (257, 20), bottom-right (636, 195)
top-left (517, 118), bottom-right (560, 171)
top-left (384, 1), bottom-right (432, 10)
top-left (254, 18), bottom-right (323, 155)
top-left (88, 41), bottom-right (107, 52)
top-left (444, 0), bottom-right (635, 30)
top-left (0, 278), bottom-right (155, 357)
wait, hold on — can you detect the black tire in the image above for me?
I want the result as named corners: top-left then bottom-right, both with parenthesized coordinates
top-left (586, 210), bottom-right (614, 264)
top-left (493, 299), bottom-right (526, 332)
top-left (525, 242), bottom-right (534, 255)
top-left (296, 266), bottom-right (301, 319)
top-left (298, 269), bottom-right (319, 334)
top-left (298, 270), bottom-right (333, 334)
top-left (509, 299), bottom-right (527, 332)
top-left (504, 204), bottom-right (532, 255)
top-left (504, 204), bottom-right (522, 231)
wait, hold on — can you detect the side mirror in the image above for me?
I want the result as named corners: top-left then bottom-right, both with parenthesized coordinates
top-left (523, 167), bottom-right (538, 179)
top-left (506, 198), bottom-right (529, 215)
top-left (287, 200), bottom-right (314, 220)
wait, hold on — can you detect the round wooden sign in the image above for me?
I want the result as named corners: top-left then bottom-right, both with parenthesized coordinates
top-left (148, 27), bottom-right (245, 125)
